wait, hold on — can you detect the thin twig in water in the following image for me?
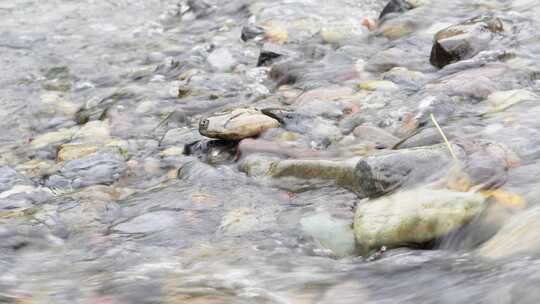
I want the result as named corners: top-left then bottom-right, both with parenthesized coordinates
top-left (430, 113), bottom-right (457, 160)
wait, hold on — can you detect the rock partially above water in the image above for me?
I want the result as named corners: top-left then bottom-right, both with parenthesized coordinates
top-left (241, 24), bottom-right (266, 42)
top-left (184, 139), bottom-right (238, 164)
top-left (199, 108), bottom-right (280, 140)
top-left (379, 0), bottom-right (414, 21)
top-left (430, 15), bottom-right (503, 68)
top-left (354, 188), bottom-right (486, 254)
top-left (352, 144), bottom-right (461, 198)
top-left (257, 43), bottom-right (295, 67)
top-left (268, 158), bottom-right (359, 187)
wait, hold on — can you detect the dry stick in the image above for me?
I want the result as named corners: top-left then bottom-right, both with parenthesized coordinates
top-left (430, 113), bottom-right (458, 160)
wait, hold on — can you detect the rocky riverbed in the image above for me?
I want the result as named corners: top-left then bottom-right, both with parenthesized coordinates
top-left (2, 0), bottom-right (540, 303)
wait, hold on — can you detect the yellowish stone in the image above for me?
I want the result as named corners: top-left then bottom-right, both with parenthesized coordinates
top-left (358, 80), bottom-right (398, 91)
top-left (57, 143), bottom-right (99, 162)
top-left (160, 146), bottom-right (184, 157)
top-left (31, 127), bottom-right (79, 149)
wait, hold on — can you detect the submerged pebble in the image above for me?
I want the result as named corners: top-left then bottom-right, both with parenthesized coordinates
top-left (45, 151), bottom-right (127, 190)
top-left (300, 212), bottom-right (356, 257)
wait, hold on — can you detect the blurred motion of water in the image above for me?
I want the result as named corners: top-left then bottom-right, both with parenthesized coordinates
top-left (2, 0), bottom-right (540, 303)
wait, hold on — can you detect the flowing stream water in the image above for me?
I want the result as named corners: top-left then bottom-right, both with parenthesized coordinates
top-left (2, 0), bottom-right (540, 303)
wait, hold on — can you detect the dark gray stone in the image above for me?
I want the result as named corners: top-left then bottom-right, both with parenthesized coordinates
top-left (430, 15), bottom-right (503, 69)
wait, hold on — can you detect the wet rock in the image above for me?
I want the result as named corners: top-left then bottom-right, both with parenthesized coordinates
top-left (238, 138), bottom-right (325, 159)
top-left (353, 125), bottom-right (399, 148)
top-left (430, 15), bottom-right (504, 68)
top-left (238, 154), bottom-right (280, 177)
top-left (30, 127), bottom-right (79, 150)
top-left (57, 143), bottom-right (99, 162)
top-left (199, 108), bottom-right (280, 140)
top-left (354, 188), bottom-right (486, 254)
top-left (241, 24), bottom-right (266, 42)
top-left (45, 151), bottom-right (127, 189)
top-left (266, 143), bottom-right (462, 195)
top-left (74, 89), bottom-right (138, 125)
top-left (300, 212), bottom-right (356, 257)
top-left (352, 144), bottom-right (462, 198)
top-left (72, 120), bottom-right (111, 143)
top-left (269, 158), bottom-right (359, 187)
top-left (379, 0), bottom-right (414, 20)
top-left (184, 139), bottom-right (238, 164)
top-left (478, 206), bottom-right (540, 259)
top-left (460, 141), bottom-right (516, 187)
top-left (257, 43), bottom-right (295, 67)
top-left (268, 62), bottom-right (301, 88)
top-left (261, 108), bottom-right (307, 132)
top-left (394, 127), bottom-right (455, 149)
top-left (207, 48), bottom-right (236, 72)
top-left (257, 49), bottom-right (283, 68)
